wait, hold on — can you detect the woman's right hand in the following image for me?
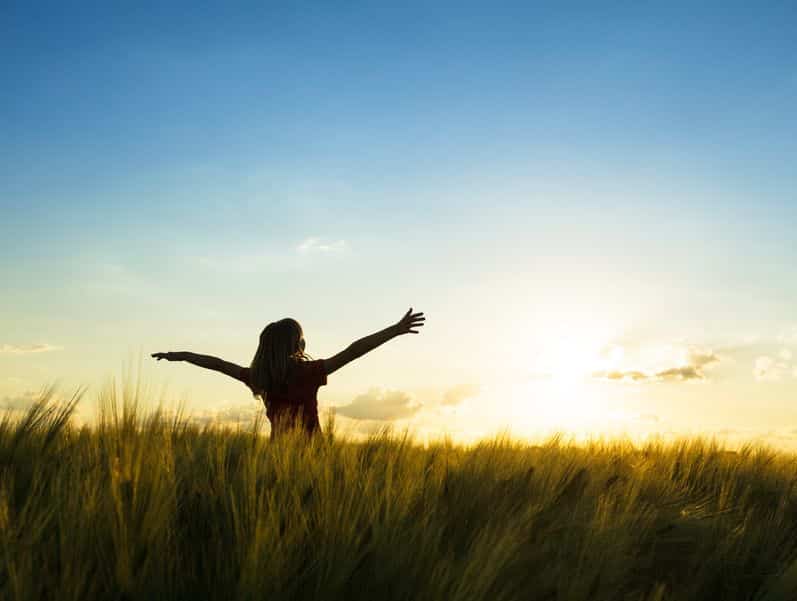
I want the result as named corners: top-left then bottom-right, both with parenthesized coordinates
top-left (151, 352), bottom-right (180, 361)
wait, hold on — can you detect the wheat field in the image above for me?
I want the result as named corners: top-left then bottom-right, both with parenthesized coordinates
top-left (2, 383), bottom-right (797, 601)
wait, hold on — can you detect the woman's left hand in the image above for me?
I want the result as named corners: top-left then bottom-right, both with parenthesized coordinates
top-left (393, 308), bottom-right (426, 335)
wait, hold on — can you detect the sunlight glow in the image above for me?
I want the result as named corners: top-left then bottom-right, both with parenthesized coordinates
top-left (530, 321), bottom-right (621, 384)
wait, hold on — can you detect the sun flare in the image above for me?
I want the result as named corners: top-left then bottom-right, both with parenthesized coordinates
top-left (500, 324), bottom-right (632, 435)
top-left (532, 324), bottom-right (622, 385)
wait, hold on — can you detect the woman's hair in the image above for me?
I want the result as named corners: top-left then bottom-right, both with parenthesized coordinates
top-left (249, 318), bottom-right (310, 399)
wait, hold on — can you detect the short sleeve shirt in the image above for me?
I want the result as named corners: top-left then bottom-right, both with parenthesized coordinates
top-left (237, 359), bottom-right (327, 434)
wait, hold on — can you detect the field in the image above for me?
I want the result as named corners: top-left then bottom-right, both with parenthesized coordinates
top-left (3, 385), bottom-right (797, 601)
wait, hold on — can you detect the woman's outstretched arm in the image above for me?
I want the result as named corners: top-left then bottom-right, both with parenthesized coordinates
top-left (323, 308), bottom-right (425, 376)
top-left (151, 351), bottom-right (244, 381)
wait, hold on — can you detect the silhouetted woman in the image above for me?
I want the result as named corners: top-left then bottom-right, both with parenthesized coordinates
top-left (151, 308), bottom-right (425, 438)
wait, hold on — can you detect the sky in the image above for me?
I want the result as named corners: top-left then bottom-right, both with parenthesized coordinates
top-left (2, 2), bottom-right (797, 446)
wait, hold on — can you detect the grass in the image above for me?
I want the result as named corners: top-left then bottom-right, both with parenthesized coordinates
top-left (3, 383), bottom-right (797, 601)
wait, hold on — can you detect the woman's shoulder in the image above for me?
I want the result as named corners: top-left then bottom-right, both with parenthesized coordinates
top-left (293, 358), bottom-right (327, 387)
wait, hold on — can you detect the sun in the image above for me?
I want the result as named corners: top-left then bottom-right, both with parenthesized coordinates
top-left (546, 338), bottom-right (599, 383)
top-left (515, 326), bottom-right (626, 430)
top-left (535, 326), bottom-right (621, 386)
top-left (493, 315), bottom-right (629, 435)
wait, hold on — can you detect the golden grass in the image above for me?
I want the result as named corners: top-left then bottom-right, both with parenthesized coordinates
top-left (2, 383), bottom-right (797, 600)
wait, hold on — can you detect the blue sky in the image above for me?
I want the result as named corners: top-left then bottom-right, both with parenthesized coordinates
top-left (2, 2), bottom-right (797, 442)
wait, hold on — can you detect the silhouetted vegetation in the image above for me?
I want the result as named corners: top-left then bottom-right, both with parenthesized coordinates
top-left (2, 384), bottom-right (797, 600)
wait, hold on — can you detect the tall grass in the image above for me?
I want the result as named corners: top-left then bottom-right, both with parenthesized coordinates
top-left (2, 383), bottom-right (797, 600)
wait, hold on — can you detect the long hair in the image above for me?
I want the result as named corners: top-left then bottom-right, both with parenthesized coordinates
top-left (249, 318), bottom-right (310, 402)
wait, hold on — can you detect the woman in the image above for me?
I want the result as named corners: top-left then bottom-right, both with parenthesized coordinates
top-left (152, 308), bottom-right (425, 437)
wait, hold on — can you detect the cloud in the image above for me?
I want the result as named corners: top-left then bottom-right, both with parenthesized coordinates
top-left (441, 383), bottom-right (480, 406)
top-left (0, 390), bottom-right (85, 423)
top-left (636, 413), bottom-right (660, 424)
top-left (655, 366), bottom-right (704, 381)
top-left (0, 390), bottom-right (44, 411)
top-left (688, 350), bottom-right (720, 369)
top-left (297, 237), bottom-right (347, 254)
top-left (196, 238), bottom-right (349, 276)
top-left (778, 327), bottom-right (797, 345)
top-left (593, 347), bottom-right (720, 383)
top-left (334, 388), bottom-right (422, 421)
top-left (598, 343), bottom-right (625, 365)
top-left (594, 366), bottom-right (703, 383)
top-left (598, 370), bottom-right (649, 382)
top-left (0, 343), bottom-right (61, 354)
top-left (753, 356), bottom-right (790, 381)
top-left (186, 403), bottom-right (263, 428)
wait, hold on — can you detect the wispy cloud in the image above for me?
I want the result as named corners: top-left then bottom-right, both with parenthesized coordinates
top-left (777, 326), bottom-right (797, 345)
top-left (197, 238), bottom-right (349, 274)
top-left (592, 348), bottom-right (720, 383)
top-left (334, 388), bottom-right (422, 421)
top-left (753, 354), bottom-right (794, 382)
top-left (636, 413), bottom-right (660, 424)
top-left (187, 403), bottom-right (263, 428)
top-left (297, 237), bottom-right (347, 254)
top-left (441, 383), bottom-right (480, 406)
top-left (0, 390), bottom-right (44, 411)
top-left (0, 389), bottom-right (86, 424)
top-left (0, 343), bottom-right (61, 355)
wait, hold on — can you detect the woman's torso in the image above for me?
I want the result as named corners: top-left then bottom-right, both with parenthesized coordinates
top-left (238, 359), bottom-right (327, 434)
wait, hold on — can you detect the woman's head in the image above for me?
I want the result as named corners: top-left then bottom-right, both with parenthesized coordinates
top-left (249, 318), bottom-right (308, 396)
